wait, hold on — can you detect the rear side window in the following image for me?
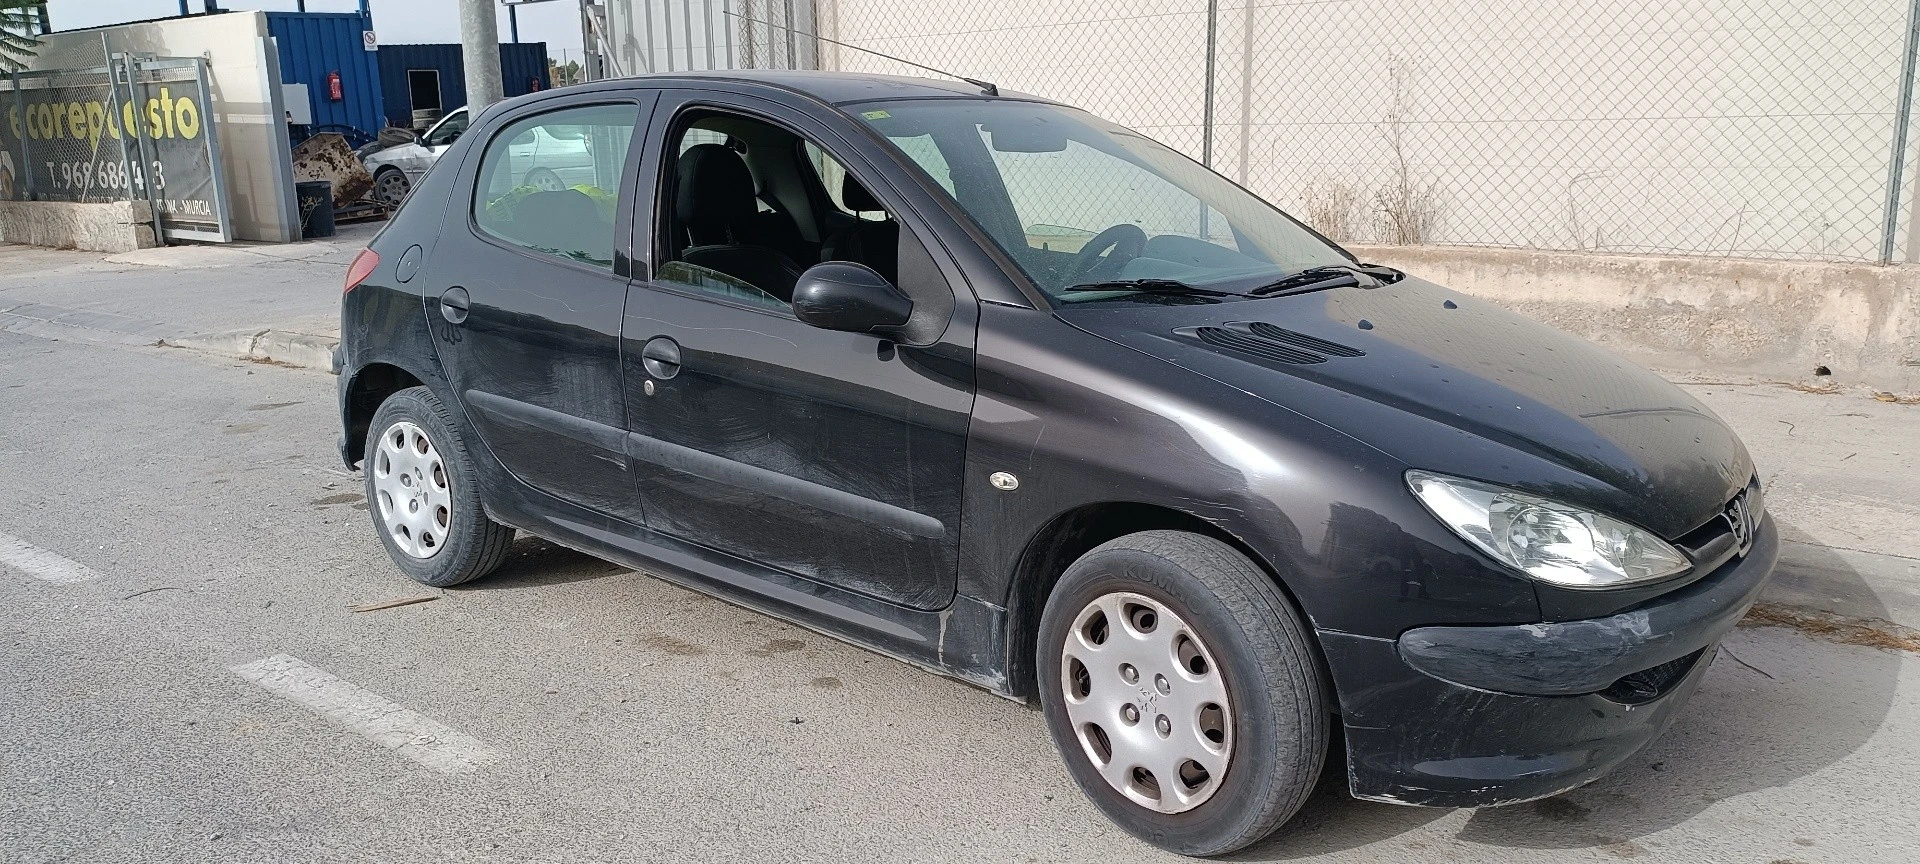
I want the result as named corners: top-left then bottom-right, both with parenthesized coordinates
top-left (472, 104), bottom-right (638, 269)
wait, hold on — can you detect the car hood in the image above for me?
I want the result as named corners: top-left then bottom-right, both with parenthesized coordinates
top-left (1055, 277), bottom-right (1752, 538)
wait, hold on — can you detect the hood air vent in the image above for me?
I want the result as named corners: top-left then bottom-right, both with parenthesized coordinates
top-left (1181, 322), bottom-right (1365, 366)
top-left (1247, 322), bottom-right (1366, 358)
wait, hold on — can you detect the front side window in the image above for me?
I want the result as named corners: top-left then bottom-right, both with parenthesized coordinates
top-left (471, 104), bottom-right (637, 269)
top-left (857, 100), bottom-right (1350, 302)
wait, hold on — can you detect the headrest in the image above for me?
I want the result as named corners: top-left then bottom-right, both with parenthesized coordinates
top-left (674, 143), bottom-right (759, 230)
top-left (841, 174), bottom-right (883, 213)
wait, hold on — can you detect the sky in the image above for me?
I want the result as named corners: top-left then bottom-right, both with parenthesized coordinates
top-left (45, 0), bottom-right (589, 64)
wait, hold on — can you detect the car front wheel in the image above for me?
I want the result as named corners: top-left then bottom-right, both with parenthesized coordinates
top-left (364, 386), bottom-right (512, 587)
top-left (1037, 530), bottom-right (1329, 857)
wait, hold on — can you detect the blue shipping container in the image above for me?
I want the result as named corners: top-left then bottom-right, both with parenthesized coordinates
top-left (376, 43), bottom-right (552, 130)
top-left (266, 11), bottom-right (386, 137)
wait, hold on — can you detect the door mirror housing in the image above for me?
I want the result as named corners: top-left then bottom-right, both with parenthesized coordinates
top-left (791, 262), bottom-right (914, 337)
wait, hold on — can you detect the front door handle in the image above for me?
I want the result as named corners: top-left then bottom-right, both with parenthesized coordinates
top-left (440, 286), bottom-right (470, 324)
top-left (641, 336), bottom-right (682, 379)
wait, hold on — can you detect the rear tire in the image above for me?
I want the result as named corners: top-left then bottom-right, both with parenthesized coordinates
top-left (1037, 530), bottom-right (1328, 857)
top-left (364, 386), bottom-right (512, 587)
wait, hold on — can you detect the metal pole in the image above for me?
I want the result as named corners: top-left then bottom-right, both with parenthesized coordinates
top-left (641, 0), bottom-right (658, 72)
top-left (782, 0), bottom-right (796, 69)
top-left (662, 0), bottom-right (675, 71)
top-left (103, 36), bottom-right (136, 210)
top-left (179, 0), bottom-right (190, 17)
top-left (458, 0), bottom-right (505, 111)
top-left (1202, 0), bottom-right (1217, 168)
top-left (682, 0), bottom-right (696, 70)
top-left (1199, 0), bottom-right (1218, 241)
top-left (1883, 0), bottom-right (1920, 264)
top-left (1236, 0), bottom-right (1254, 184)
top-left (509, 4), bottom-right (520, 43)
top-left (12, 68), bottom-right (32, 201)
top-left (703, 0), bottom-right (716, 70)
top-left (723, 0), bottom-right (735, 68)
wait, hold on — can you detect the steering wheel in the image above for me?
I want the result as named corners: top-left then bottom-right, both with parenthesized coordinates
top-left (1064, 223), bottom-right (1147, 285)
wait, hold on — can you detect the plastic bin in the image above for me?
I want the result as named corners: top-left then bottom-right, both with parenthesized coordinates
top-left (297, 180), bottom-right (337, 239)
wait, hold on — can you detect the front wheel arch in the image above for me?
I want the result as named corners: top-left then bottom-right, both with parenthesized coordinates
top-left (1001, 502), bottom-right (1323, 704)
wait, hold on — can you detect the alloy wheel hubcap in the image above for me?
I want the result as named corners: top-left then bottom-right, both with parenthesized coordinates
top-left (1061, 591), bottom-right (1233, 813)
top-left (372, 420), bottom-right (452, 559)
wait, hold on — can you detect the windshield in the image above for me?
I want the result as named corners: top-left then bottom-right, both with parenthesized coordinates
top-left (855, 99), bottom-right (1353, 302)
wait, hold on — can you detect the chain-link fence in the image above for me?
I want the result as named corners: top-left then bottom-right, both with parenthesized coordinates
top-left (0, 35), bottom-right (134, 206)
top-left (603, 0), bottom-right (1920, 264)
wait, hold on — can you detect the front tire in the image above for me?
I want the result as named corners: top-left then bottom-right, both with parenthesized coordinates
top-left (364, 387), bottom-right (513, 587)
top-left (1037, 531), bottom-right (1329, 857)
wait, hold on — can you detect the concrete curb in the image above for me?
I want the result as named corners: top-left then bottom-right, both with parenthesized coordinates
top-left (161, 329), bottom-right (340, 373)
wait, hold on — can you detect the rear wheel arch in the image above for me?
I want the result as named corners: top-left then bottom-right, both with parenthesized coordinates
top-left (1001, 502), bottom-right (1322, 703)
top-left (344, 362), bottom-right (426, 466)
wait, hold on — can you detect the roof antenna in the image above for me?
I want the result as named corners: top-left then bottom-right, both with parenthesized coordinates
top-left (720, 11), bottom-right (1000, 97)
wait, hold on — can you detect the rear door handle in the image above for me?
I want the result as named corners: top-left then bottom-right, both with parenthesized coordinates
top-left (440, 286), bottom-right (470, 324)
top-left (641, 336), bottom-right (682, 379)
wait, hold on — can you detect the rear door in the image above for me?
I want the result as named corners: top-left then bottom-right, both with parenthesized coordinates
top-left (619, 90), bottom-right (977, 611)
top-left (425, 92), bottom-right (655, 524)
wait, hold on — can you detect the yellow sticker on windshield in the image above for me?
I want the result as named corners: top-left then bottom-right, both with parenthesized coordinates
top-left (861, 109), bottom-right (891, 120)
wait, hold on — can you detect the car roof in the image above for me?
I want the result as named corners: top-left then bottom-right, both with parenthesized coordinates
top-left (567, 69), bottom-right (1052, 107)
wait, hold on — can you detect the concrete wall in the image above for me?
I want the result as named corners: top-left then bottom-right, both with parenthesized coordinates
top-left (34, 12), bottom-right (298, 243)
top-left (1352, 244), bottom-right (1920, 392)
top-left (0, 200), bottom-right (157, 252)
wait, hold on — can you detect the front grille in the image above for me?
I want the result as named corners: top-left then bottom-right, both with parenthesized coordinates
top-left (1674, 481), bottom-right (1764, 564)
top-left (1600, 648), bottom-right (1706, 704)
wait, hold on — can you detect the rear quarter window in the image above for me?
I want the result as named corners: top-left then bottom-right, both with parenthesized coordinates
top-left (471, 104), bottom-right (638, 269)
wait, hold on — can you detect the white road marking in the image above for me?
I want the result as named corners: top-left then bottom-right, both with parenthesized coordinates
top-left (0, 531), bottom-right (102, 584)
top-left (229, 654), bottom-right (502, 774)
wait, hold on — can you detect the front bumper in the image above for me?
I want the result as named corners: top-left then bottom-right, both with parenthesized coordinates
top-left (1321, 515), bottom-right (1778, 807)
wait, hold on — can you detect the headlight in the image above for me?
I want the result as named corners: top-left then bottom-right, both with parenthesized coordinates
top-left (1406, 470), bottom-right (1690, 590)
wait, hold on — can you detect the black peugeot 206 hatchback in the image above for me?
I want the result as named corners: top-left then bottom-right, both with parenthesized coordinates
top-left (336, 71), bottom-right (1777, 856)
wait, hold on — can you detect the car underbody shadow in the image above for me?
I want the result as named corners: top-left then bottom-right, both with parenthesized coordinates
top-left (451, 534), bottom-right (629, 590)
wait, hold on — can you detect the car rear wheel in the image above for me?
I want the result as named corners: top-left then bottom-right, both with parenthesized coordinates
top-left (1037, 530), bottom-right (1329, 857)
top-left (373, 168), bottom-right (410, 207)
top-left (364, 386), bottom-right (512, 587)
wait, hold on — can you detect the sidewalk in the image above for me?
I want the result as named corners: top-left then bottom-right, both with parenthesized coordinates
top-left (4, 236), bottom-right (1917, 638)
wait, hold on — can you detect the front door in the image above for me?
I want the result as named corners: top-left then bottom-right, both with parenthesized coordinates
top-left (620, 91), bottom-right (976, 611)
top-left (427, 94), bottom-right (653, 523)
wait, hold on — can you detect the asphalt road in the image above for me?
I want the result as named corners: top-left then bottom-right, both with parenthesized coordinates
top-left (3, 304), bottom-right (1918, 864)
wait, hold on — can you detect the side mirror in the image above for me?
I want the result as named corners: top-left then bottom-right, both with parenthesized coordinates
top-left (791, 262), bottom-right (913, 337)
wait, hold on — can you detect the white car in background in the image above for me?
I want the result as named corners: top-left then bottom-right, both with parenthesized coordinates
top-left (362, 107), bottom-right (600, 206)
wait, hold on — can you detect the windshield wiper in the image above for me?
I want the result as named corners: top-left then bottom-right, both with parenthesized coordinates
top-left (1248, 264), bottom-right (1390, 297)
top-left (1062, 278), bottom-right (1236, 297)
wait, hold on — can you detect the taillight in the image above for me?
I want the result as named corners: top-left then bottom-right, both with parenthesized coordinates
top-left (344, 248), bottom-right (380, 293)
